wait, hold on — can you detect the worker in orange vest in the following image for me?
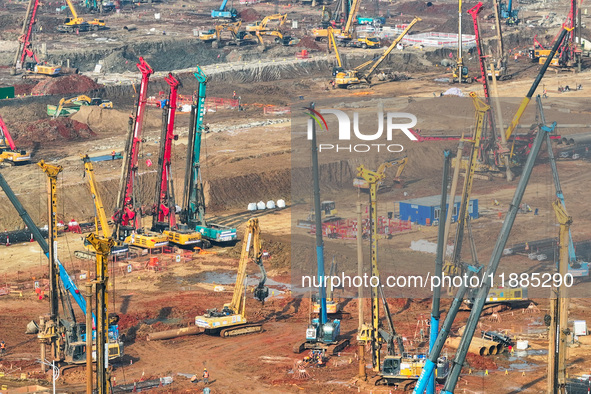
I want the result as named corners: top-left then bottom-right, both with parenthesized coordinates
top-left (202, 368), bottom-right (209, 385)
top-left (1, 340), bottom-right (6, 356)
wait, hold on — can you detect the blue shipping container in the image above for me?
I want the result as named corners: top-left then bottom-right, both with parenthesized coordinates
top-left (398, 195), bottom-right (478, 226)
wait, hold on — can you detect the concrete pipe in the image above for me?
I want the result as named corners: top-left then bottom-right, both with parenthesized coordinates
top-left (124, 25), bottom-right (137, 32)
top-left (445, 337), bottom-right (488, 356)
top-left (563, 132), bottom-right (591, 145)
top-left (146, 326), bottom-right (203, 341)
top-left (471, 337), bottom-right (498, 355)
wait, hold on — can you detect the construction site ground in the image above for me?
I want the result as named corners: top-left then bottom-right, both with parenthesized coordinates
top-left (2, 0), bottom-right (591, 392)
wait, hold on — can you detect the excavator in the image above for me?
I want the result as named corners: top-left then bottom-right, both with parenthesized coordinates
top-left (353, 157), bottom-right (408, 191)
top-left (57, 0), bottom-right (106, 33)
top-left (255, 30), bottom-right (298, 47)
top-left (180, 66), bottom-right (237, 245)
top-left (48, 95), bottom-right (113, 118)
top-left (334, 17), bottom-right (421, 89)
top-left (151, 74), bottom-right (206, 249)
top-left (199, 21), bottom-right (253, 47)
top-left (211, 0), bottom-right (237, 20)
top-left (195, 218), bottom-right (268, 337)
top-left (0, 165), bottom-right (123, 366)
top-left (247, 14), bottom-right (298, 47)
top-left (75, 154), bottom-right (130, 260)
top-left (245, 13), bottom-right (287, 33)
top-left (112, 58), bottom-right (169, 250)
top-left (0, 115), bottom-right (30, 165)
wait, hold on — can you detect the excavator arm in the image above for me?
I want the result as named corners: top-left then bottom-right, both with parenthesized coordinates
top-left (394, 157), bottom-right (408, 179)
top-left (227, 219), bottom-right (269, 315)
top-left (364, 17), bottom-right (421, 82)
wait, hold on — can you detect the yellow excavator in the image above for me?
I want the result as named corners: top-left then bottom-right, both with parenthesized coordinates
top-left (353, 157), bottom-right (408, 190)
top-left (48, 95), bottom-right (113, 118)
top-left (255, 30), bottom-right (298, 46)
top-left (199, 21), bottom-right (254, 47)
top-left (247, 14), bottom-right (297, 46)
top-left (58, 0), bottom-right (106, 33)
top-left (75, 155), bottom-right (130, 260)
top-left (245, 13), bottom-right (287, 32)
top-left (334, 17), bottom-right (421, 89)
top-left (195, 218), bottom-right (269, 337)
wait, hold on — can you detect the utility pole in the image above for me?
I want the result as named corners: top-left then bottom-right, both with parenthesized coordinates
top-left (86, 233), bottom-right (114, 394)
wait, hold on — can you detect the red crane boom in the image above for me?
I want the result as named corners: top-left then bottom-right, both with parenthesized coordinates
top-left (0, 116), bottom-right (17, 151)
top-left (116, 57), bottom-right (153, 229)
top-left (155, 73), bottom-right (180, 227)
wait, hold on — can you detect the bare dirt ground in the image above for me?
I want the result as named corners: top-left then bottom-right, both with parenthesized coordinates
top-left (2, 0), bottom-right (591, 392)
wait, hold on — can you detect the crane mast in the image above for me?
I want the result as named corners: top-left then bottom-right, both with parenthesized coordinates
top-left (182, 66), bottom-right (208, 228)
top-left (13, 0), bottom-right (40, 74)
top-left (153, 73), bottom-right (180, 230)
top-left (536, 96), bottom-right (588, 275)
top-left (445, 93), bottom-right (488, 276)
top-left (115, 57), bottom-right (153, 233)
top-left (357, 162), bottom-right (392, 371)
top-left (440, 124), bottom-right (550, 394)
top-left (82, 155), bottom-right (112, 239)
top-left (548, 200), bottom-right (571, 394)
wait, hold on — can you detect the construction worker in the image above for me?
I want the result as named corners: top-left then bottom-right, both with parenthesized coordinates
top-left (111, 150), bottom-right (116, 160)
top-left (202, 368), bottom-right (209, 385)
top-left (1, 340), bottom-right (6, 356)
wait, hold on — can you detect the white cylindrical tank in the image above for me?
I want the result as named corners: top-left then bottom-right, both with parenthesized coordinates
top-left (277, 199), bottom-right (286, 208)
top-left (266, 200), bottom-right (276, 209)
top-left (257, 201), bottom-right (266, 210)
top-left (247, 203), bottom-right (257, 211)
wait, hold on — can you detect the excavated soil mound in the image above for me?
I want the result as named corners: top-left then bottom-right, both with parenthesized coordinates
top-left (71, 106), bottom-right (162, 133)
top-left (31, 74), bottom-right (101, 96)
top-left (296, 36), bottom-right (321, 51)
top-left (239, 8), bottom-right (261, 23)
top-left (12, 118), bottom-right (96, 147)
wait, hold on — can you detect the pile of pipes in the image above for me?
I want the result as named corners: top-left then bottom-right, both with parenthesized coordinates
top-left (445, 336), bottom-right (505, 356)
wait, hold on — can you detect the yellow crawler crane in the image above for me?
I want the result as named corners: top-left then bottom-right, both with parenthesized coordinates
top-left (195, 218), bottom-right (269, 337)
top-left (334, 17), bottom-right (421, 89)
